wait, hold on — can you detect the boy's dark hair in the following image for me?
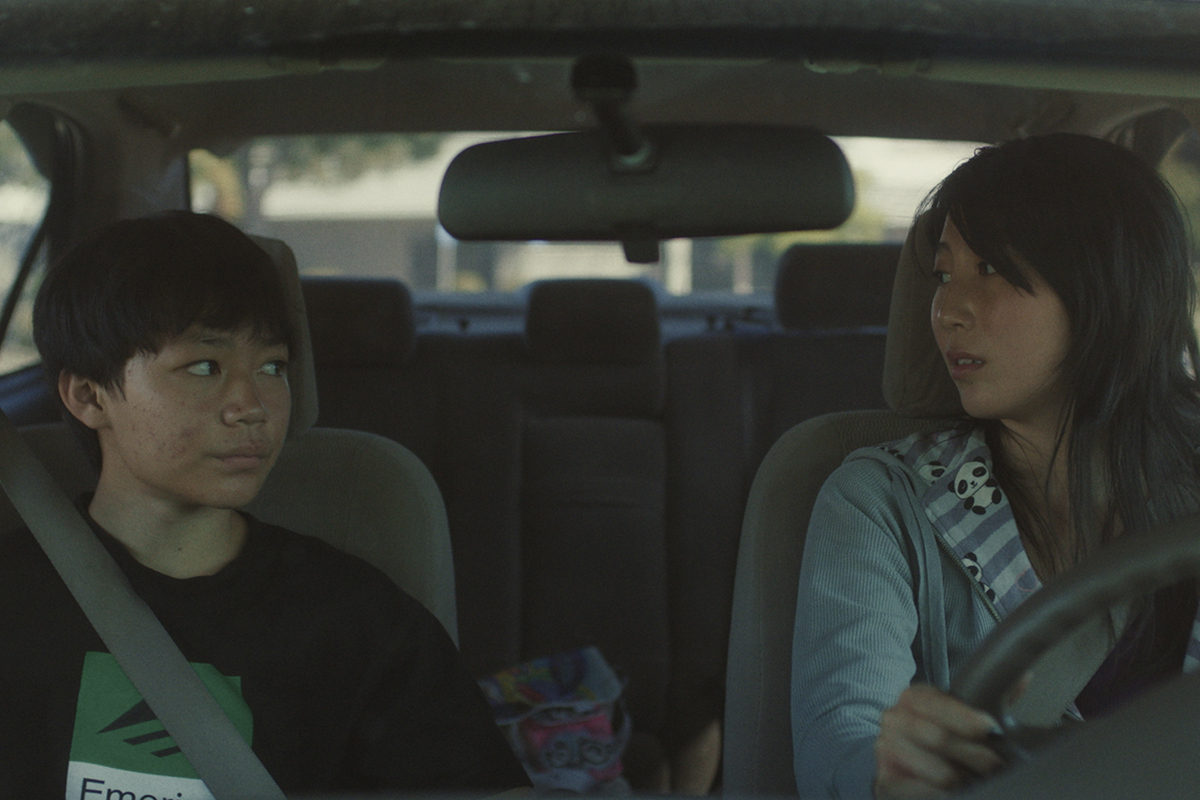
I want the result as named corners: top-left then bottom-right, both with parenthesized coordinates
top-left (33, 211), bottom-right (295, 467)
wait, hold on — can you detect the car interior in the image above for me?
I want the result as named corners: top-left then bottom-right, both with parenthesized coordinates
top-left (4, 1), bottom-right (1200, 798)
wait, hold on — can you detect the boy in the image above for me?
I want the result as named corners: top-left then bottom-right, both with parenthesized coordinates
top-left (0, 212), bottom-right (527, 798)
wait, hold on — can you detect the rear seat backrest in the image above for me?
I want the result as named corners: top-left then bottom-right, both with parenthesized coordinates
top-left (519, 280), bottom-right (671, 762)
top-left (524, 279), bottom-right (661, 366)
top-left (662, 332), bottom-right (745, 770)
top-left (522, 279), bottom-right (665, 415)
top-left (430, 331), bottom-right (526, 674)
top-left (301, 275), bottom-right (527, 676)
top-left (738, 242), bottom-right (898, 470)
top-left (300, 256), bottom-right (899, 793)
top-left (302, 277), bottom-right (520, 662)
top-left (662, 244), bottom-right (901, 746)
top-left (304, 276), bottom-right (417, 366)
top-left (773, 242), bottom-right (897, 331)
top-left (518, 278), bottom-right (749, 791)
top-left (301, 277), bottom-right (441, 470)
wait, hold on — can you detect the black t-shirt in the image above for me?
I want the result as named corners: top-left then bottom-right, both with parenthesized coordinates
top-left (0, 514), bottom-right (527, 798)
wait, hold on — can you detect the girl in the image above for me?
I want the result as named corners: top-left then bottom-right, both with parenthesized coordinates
top-left (791, 133), bottom-right (1200, 799)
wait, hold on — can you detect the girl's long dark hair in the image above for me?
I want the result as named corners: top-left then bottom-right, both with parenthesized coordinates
top-left (924, 134), bottom-right (1200, 684)
top-left (925, 133), bottom-right (1200, 565)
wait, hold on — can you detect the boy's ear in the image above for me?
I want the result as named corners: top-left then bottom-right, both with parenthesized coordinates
top-left (58, 371), bottom-right (111, 430)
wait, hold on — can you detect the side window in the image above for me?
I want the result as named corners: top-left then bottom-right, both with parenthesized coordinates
top-left (0, 118), bottom-right (50, 373)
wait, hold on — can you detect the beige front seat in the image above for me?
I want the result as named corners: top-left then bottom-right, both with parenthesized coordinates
top-left (722, 213), bottom-right (959, 794)
top-left (0, 236), bottom-right (458, 641)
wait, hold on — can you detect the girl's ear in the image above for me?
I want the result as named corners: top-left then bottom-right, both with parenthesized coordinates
top-left (58, 371), bottom-right (110, 430)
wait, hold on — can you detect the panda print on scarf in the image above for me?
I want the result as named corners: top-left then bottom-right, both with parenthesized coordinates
top-left (959, 552), bottom-right (998, 603)
top-left (953, 460), bottom-right (1002, 515)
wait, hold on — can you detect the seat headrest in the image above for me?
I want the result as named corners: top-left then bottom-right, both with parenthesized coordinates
top-left (301, 277), bottom-right (416, 368)
top-left (250, 236), bottom-right (319, 438)
top-left (881, 211), bottom-right (964, 418)
top-left (525, 279), bottom-right (661, 365)
top-left (774, 244), bottom-right (898, 331)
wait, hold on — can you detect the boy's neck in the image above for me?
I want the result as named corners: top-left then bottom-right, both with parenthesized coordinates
top-left (87, 486), bottom-right (248, 579)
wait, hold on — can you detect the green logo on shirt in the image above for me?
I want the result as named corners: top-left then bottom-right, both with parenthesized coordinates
top-left (65, 651), bottom-right (252, 800)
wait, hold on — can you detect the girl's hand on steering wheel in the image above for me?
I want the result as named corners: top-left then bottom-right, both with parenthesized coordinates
top-left (874, 684), bottom-right (1007, 799)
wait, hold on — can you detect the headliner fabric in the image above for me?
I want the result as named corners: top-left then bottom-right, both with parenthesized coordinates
top-left (773, 243), bottom-right (899, 331)
top-left (302, 277), bottom-right (416, 368)
top-left (525, 279), bottom-right (661, 366)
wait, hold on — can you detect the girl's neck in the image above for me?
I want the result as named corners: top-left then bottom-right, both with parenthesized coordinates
top-left (996, 422), bottom-right (1068, 500)
top-left (994, 420), bottom-right (1074, 577)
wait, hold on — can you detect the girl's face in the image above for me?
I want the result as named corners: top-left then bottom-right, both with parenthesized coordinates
top-left (931, 218), bottom-right (1072, 436)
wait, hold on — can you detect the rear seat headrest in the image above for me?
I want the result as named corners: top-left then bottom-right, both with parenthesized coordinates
top-left (773, 243), bottom-right (897, 331)
top-left (525, 279), bottom-right (661, 365)
top-left (301, 277), bottom-right (417, 368)
top-left (882, 211), bottom-right (964, 418)
top-left (251, 236), bottom-right (318, 438)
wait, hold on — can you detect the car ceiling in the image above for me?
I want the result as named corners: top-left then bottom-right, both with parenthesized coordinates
top-left (5, 0), bottom-right (1200, 61)
top-left (3, 0), bottom-right (1200, 153)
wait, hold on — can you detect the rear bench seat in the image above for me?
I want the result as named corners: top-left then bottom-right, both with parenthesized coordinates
top-left (299, 276), bottom-right (436, 464)
top-left (658, 244), bottom-right (897, 788)
top-left (517, 280), bottom-right (674, 786)
top-left (299, 244), bottom-right (898, 793)
top-left (739, 242), bottom-right (896, 469)
top-left (302, 277), bottom-right (524, 673)
top-left (303, 277), bottom-right (699, 789)
top-left (662, 242), bottom-right (895, 587)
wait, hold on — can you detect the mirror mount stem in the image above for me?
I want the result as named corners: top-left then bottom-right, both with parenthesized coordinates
top-left (572, 54), bottom-right (660, 261)
top-left (571, 54), bottom-right (656, 173)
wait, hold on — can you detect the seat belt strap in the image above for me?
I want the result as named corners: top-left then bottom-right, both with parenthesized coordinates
top-left (0, 411), bottom-right (287, 800)
top-left (1006, 604), bottom-right (1129, 727)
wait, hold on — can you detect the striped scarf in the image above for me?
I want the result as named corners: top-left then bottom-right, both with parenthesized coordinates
top-left (883, 427), bottom-right (1200, 673)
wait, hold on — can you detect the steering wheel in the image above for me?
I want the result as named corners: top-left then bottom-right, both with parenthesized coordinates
top-left (946, 512), bottom-right (1200, 794)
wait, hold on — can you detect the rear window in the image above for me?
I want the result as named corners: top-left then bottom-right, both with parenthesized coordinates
top-left (191, 134), bottom-right (980, 295)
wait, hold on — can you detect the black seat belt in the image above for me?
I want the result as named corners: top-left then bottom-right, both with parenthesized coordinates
top-left (0, 410), bottom-right (287, 800)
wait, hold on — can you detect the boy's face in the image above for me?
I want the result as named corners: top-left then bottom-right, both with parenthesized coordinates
top-left (86, 325), bottom-right (291, 511)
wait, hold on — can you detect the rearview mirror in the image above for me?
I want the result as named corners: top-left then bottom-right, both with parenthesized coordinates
top-left (437, 125), bottom-right (854, 263)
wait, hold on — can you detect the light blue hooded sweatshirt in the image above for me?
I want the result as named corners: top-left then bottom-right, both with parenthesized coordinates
top-left (791, 426), bottom-right (1030, 799)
